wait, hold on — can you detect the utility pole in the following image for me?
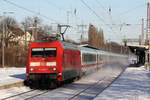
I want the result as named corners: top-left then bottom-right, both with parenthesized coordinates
top-left (145, 2), bottom-right (150, 70)
top-left (77, 24), bottom-right (87, 35)
top-left (34, 18), bottom-right (38, 41)
top-left (25, 25), bottom-right (27, 49)
top-left (105, 40), bottom-right (108, 51)
top-left (108, 39), bottom-right (111, 52)
top-left (145, 3), bottom-right (150, 45)
top-left (2, 15), bottom-right (5, 67)
top-left (139, 35), bottom-right (142, 45)
top-left (77, 24), bottom-right (87, 43)
top-left (23, 22), bottom-right (27, 50)
top-left (141, 18), bottom-right (144, 45)
top-left (80, 34), bottom-right (83, 45)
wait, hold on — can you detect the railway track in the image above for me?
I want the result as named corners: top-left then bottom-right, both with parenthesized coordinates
top-left (0, 66), bottom-right (121, 100)
top-left (24, 90), bottom-right (49, 100)
top-left (1, 79), bottom-right (105, 100)
top-left (1, 89), bottom-right (34, 100)
top-left (68, 79), bottom-right (103, 100)
top-left (28, 79), bottom-right (107, 100)
top-left (1, 89), bottom-right (49, 100)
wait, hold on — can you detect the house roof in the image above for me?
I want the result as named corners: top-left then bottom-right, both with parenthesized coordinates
top-left (9, 26), bottom-right (24, 36)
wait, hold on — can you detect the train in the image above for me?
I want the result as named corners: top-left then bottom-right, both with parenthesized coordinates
top-left (26, 40), bottom-right (129, 88)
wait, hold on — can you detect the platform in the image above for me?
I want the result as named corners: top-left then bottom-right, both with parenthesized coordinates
top-left (0, 68), bottom-right (25, 90)
top-left (0, 66), bottom-right (150, 100)
top-left (94, 66), bottom-right (150, 100)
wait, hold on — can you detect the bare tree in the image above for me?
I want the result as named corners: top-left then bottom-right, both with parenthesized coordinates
top-left (21, 16), bottom-right (42, 46)
top-left (0, 16), bottom-right (22, 47)
top-left (37, 24), bottom-right (58, 40)
top-left (42, 25), bottom-right (53, 35)
top-left (21, 16), bottom-right (42, 29)
top-left (0, 16), bottom-right (18, 29)
top-left (21, 16), bottom-right (58, 42)
top-left (88, 24), bottom-right (105, 49)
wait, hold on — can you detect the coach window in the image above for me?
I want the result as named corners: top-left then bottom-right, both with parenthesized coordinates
top-left (82, 53), bottom-right (88, 64)
top-left (82, 53), bottom-right (86, 64)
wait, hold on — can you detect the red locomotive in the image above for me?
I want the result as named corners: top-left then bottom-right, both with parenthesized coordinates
top-left (26, 40), bottom-right (128, 88)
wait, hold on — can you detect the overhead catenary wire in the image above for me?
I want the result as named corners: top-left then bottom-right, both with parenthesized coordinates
top-left (94, 0), bottom-right (116, 33)
top-left (117, 3), bottom-right (146, 28)
top-left (94, 1), bottom-right (145, 26)
top-left (3, 0), bottom-right (60, 23)
top-left (45, 0), bottom-right (85, 32)
top-left (95, 0), bottom-right (146, 40)
top-left (95, 0), bottom-right (108, 13)
top-left (80, 0), bottom-right (145, 43)
top-left (117, 3), bottom-right (146, 38)
top-left (80, 0), bottom-right (105, 23)
top-left (45, 0), bottom-right (67, 12)
top-left (119, 3), bottom-right (146, 16)
top-left (95, 0), bottom-right (114, 23)
top-left (94, 0), bottom-right (127, 37)
top-left (80, 0), bottom-right (118, 35)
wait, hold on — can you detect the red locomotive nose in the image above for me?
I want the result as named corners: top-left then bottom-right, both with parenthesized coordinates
top-left (42, 58), bottom-right (45, 60)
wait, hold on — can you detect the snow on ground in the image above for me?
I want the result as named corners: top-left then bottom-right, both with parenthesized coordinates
top-left (28, 64), bottom-right (125, 100)
top-left (1, 66), bottom-right (150, 100)
top-left (0, 68), bottom-right (25, 86)
top-left (0, 86), bottom-right (31, 99)
top-left (94, 66), bottom-right (150, 100)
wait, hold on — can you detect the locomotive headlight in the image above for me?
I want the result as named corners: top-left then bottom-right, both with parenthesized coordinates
top-left (58, 73), bottom-right (62, 75)
top-left (52, 67), bottom-right (56, 71)
top-left (46, 62), bottom-right (56, 66)
top-left (30, 62), bottom-right (40, 66)
top-left (30, 68), bottom-right (35, 71)
top-left (50, 67), bottom-right (57, 71)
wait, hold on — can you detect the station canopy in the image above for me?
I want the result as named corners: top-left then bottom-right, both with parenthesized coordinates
top-left (128, 45), bottom-right (145, 55)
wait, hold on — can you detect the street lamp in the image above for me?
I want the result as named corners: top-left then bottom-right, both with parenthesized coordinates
top-left (2, 12), bottom-right (14, 67)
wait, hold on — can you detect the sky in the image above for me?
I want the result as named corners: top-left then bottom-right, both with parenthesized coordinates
top-left (0, 0), bottom-right (149, 44)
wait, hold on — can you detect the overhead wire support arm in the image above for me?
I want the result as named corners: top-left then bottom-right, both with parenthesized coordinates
top-left (58, 24), bottom-right (71, 41)
top-left (80, 0), bottom-right (118, 35)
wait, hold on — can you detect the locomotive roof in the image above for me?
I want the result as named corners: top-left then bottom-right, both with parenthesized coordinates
top-left (31, 40), bottom-right (79, 50)
top-left (30, 41), bottom-right (128, 57)
top-left (61, 41), bottom-right (79, 50)
top-left (79, 44), bottom-right (100, 50)
top-left (32, 41), bottom-right (98, 50)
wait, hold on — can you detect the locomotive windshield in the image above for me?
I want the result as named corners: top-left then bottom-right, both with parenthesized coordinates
top-left (31, 48), bottom-right (57, 57)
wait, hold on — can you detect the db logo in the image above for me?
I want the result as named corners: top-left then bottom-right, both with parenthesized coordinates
top-left (42, 58), bottom-right (45, 60)
top-left (41, 62), bottom-right (46, 66)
